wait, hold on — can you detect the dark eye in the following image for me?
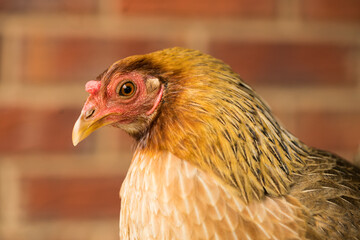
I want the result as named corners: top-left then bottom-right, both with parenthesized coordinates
top-left (117, 81), bottom-right (136, 97)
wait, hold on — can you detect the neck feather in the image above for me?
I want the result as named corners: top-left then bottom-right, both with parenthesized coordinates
top-left (137, 57), bottom-right (309, 204)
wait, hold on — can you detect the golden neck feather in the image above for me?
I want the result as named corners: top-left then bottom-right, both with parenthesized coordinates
top-left (135, 48), bottom-right (309, 203)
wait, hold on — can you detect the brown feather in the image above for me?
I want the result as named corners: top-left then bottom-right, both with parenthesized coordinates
top-left (94, 47), bottom-right (360, 239)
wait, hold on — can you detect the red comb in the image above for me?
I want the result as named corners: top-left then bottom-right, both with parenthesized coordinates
top-left (85, 80), bottom-right (101, 95)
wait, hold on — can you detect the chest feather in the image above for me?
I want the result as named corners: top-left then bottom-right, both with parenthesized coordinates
top-left (119, 151), bottom-right (305, 240)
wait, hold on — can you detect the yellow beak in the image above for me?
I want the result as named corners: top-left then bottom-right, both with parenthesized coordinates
top-left (72, 113), bottom-right (112, 146)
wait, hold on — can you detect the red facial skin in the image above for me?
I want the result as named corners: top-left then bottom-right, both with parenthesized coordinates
top-left (80, 72), bottom-right (163, 126)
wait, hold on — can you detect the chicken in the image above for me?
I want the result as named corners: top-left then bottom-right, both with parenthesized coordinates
top-left (72, 47), bottom-right (360, 240)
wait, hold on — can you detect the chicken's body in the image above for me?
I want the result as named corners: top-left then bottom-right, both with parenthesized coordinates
top-left (73, 47), bottom-right (360, 239)
top-left (120, 151), bottom-right (307, 239)
top-left (120, 149), bottom-right (360, 239)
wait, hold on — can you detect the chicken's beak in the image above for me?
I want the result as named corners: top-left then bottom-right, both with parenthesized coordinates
top-left (72, 112), bottom-right (112, 146)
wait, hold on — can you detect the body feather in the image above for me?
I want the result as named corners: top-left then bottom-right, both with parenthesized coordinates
top-left (120, 151), bottom-right (309, 240)
top-left (125, 48), bottom-right (360, 239)
top-left (74, 47), bottom-right (360, 239)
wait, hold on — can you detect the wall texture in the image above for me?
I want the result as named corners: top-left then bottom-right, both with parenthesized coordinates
top-left (0, 1), bottom-right (359, 239)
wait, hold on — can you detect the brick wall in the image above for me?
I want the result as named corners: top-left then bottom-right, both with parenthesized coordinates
top-left (0, 1), bottom-right (359, 239)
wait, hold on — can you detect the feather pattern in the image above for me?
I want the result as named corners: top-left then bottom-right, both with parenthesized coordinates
top-left (120, 151), bottom-right (308, 240)
top-left (80, 47), bottom-right (360, 239)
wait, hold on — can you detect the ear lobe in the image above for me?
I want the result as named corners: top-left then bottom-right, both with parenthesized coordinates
top-left (146, 85), bottom-right (164, 116)
top-left (145, 77), bottom-right (160, 93)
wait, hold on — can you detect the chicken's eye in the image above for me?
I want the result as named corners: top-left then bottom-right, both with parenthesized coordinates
top-left (117, 81), bottom-right (136, 97)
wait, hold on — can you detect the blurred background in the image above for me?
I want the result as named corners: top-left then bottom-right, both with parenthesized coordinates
top-left (0, 0), bottom-right (359, 239)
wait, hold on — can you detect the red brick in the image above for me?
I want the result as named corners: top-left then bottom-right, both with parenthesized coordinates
top-left (303, 0), bottom-right (360, 22)
top-left (294, 110), bottom-right (360, 157)
top-left (0, 0), bottom-right (98, 14)
top-left (0, 36), bottom-right (2, 78)
top-left (210, 41), bottom-right (354, 86)
top-left (0, 107), bottom-right (92, 153)
top-left (21, 36), bottom-right (183, 84)
top-left (120, 0), bottom-right (275, 17)
top-left (271, 110), bottom-right (297, 134)
top-left (22, 175), bottom-right (123, 219)
top-left (118, 131), bottom-right (135, 151)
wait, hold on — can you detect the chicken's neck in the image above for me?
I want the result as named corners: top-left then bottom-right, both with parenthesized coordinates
top-left (139, 73), bottom-right (309, 204)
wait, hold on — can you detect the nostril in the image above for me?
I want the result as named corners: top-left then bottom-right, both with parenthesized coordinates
top-left (85, 109), bottom-right (95, 119)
